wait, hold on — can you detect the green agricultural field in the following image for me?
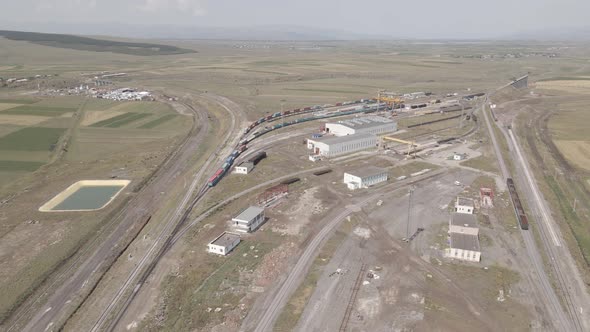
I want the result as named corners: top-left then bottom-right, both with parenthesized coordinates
top-left (138, 114), bottom-right (177, 129)
top-left (0, 127), bottom-right (65, 151)
top-left (106, 113), bottom-right (151, 128)
top-left (0, 160), bottom-right (45, 171)
top-left (90, 112), bottom-right (152, 128)
top-left (1, 105), bottom-right (76, 117)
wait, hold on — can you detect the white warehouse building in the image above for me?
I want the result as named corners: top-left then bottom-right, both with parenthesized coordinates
top-left (343, 166), bottom-right (388, 190)
top-left (232, 206), bottom-right (265, 233)
top-left (325, 116), bottom-right (397, 137)
top-left (307, 133), bottom-right (376, 158)
top-left (446, 233), bottom-right (481, 262)
top-left (207, 232), bottom-right (241, 256)
top-left (446, 212), bottom-right (481, 262)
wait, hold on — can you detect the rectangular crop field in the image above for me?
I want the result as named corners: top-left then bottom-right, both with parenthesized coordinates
top-left (0, 104), bottom-right (23, 111)
top-left (0, 160), bottom-right (45, 171)
top-left (0, 99), bottom-right (38, 104)
top-left (90, 112), bottom-right (152, 128)
top-left (1, 105), bottom-right (76, 117)
top-left (138, 114), bottom-right (177, 129)
top-left (0, 127), bottom-right (65, 151)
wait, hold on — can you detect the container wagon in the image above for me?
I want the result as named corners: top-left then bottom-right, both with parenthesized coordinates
top-left (281, 177), bottom-right (300, 185)
top-left (313, 169), bottom-right (332, 176)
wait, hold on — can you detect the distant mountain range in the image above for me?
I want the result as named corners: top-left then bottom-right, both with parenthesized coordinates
top-left (0, 22), bottom-right (381, 41)
top-left (1, 21), bottom-right (590, 41)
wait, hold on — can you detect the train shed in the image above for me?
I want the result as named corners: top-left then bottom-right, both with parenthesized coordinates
top-left (325, 116), bottom-right (397, 137)
top-left (307, 133), bottom-right (377, 158)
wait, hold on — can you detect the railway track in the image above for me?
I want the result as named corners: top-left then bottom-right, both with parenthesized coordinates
top-left (89, 96), bottom-right (240, 332)
top-left (251, 170), bottom-right (447, 332)
top-left (482, 94), bottom-right (584, 331)
top-left (339, 263), bottom-right (366, 332)
top-left (8, 98), bottom-right (205, 332)
top-left (507, 127), bottom-right (585, 331)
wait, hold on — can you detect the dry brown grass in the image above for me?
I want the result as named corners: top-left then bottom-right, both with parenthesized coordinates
top-left (553, 140), bottom-right (590, 171)
top-left (536, 80), bottom-right (590, 93)
top-left (0, 103), bottom-right (22, 111)
top-left (0, 115), bottom-right (50, 125)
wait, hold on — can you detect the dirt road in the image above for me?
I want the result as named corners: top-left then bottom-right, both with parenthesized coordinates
top-left (246, 170), bottom-right (447, 332)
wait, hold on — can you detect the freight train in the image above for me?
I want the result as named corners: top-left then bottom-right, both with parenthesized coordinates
top-left (207, 100), bottom-right (381, 187)
top-left (506, 178), bottom-right (529, 230)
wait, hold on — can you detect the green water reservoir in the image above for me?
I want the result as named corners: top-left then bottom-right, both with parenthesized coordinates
top-left (53, 185), bottom-right (124, 210)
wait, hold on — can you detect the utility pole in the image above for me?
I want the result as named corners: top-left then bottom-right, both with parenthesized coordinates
top-left (459, 101), bottom-right (465, 129)
top-left (406, 186), bottom-right (415, 239)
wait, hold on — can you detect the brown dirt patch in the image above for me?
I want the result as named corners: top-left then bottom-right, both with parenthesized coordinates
top-left (0, 115), bottom-right (51, 125)
top-left (0, 104), bottom-right (22, 111)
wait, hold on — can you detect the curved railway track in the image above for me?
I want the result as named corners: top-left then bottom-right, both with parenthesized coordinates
top-left (89, 96), bottom-right (240, 332)
top-left (9, 98), bottom-right (205, 332)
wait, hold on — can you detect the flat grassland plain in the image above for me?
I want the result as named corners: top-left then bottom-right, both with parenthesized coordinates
top-left (2, 35), bottom-right (590, 330)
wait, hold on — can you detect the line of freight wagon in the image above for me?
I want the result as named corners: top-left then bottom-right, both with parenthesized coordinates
top-left (506, 178), bottom-right (529, 230)
top-left (246, 103), bottom-right (382, 141)
top-left (207, 101), bottom-right (382, 187)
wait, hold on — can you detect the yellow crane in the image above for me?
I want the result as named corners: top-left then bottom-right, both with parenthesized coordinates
top-left (377, 90), bottom-right (404, 108)
top-left (381, 136), bottom-right (417, 157)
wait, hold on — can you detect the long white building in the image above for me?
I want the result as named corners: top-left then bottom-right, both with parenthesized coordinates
top-left (325, 116), bottom-right (397, 137)
top-left (343, 166), bottom-right (388, 190)
top-left (307, 133), bottom-right (376, 158)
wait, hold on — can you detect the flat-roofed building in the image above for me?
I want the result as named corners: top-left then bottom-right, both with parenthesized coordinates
top-left (446, 233), bottom-right (481, 262)
top-left (455, 197), bottom-right (475, 214)
top-left (449, 212), bottom-right (479, 236)
top-left (343, 166), bottom-right (388, 190)
top-left (232, 206), bottom-right (265, 233)
top-left (307, 133), bottom-right (376, 158)
top-left (325, 116), bottom-right (397, 137)
top-left (207, 232), bottom-right (241, 256)
top-left (235, 162), bottom-right (254, 174)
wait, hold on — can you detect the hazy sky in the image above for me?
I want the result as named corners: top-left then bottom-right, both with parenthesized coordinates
top-left (1, 0), bottom-right (589, 38)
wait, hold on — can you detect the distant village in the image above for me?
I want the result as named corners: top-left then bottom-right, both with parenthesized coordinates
top-left (1, 71), bottom-right (153, 101)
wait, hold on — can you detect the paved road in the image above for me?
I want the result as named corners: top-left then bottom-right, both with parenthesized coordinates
top-left (12, 99), bottom-right (207, 332)
top-left (481, 98), bottom-right (575, 331)
top-left (250, 170), bottom-right (446, 332)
